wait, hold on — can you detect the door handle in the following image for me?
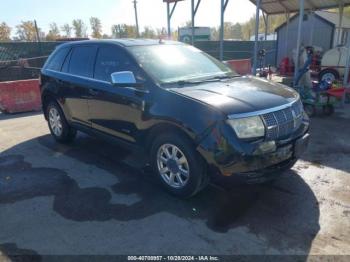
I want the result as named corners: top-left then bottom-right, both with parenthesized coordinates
top-left (89, 88), bottom-right (99, 96)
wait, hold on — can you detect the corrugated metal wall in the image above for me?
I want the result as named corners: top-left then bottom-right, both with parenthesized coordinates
top-left (276, 13), bottom-right (334, 67)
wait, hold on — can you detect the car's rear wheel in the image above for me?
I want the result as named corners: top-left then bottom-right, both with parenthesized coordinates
top-left (46, 101), bottom-right (76, 143)
top-left (150, 133), bottom-right (208, 198)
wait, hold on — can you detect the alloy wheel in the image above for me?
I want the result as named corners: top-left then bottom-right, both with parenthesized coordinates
top-left (49, 107), bottom-right (63, 137)
top-left (156, 143), bottom-right (190, 189)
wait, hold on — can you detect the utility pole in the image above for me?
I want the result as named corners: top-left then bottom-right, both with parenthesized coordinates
top-left (252, 0), bottom-right (261, 75)
top-left (133, 0), bottom-right (140, 37)
top-left (219, 0), bottom-right (229, 61)
top-left (34, 20), bottom-right (42, 55)
top-left (34, 20), bottom-right (40, 42)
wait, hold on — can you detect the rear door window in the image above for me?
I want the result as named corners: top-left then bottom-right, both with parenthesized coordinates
top-left (61, 49), bottom-right (72, 73)
top-left (46, 47), bottom-right (70, 71)
top-left (94, 45), bottom-right (137, 82)
top-left (68, 46), bottom-right (97, 78)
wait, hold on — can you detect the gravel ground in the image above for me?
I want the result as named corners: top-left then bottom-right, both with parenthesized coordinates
top-left (0, 107), bottom-right (349, 260)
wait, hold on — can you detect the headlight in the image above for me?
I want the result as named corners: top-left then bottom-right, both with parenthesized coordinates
top-left (227, 116), bottom-right (265, 139)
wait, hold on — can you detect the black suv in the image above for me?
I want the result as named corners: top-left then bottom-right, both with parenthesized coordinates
top-left (40, 39), bottom-right (309, 197)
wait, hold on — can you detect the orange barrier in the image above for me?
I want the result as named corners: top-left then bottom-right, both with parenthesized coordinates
top-left (0, 79), bottom-right (41, 114)
top-left (225, 59), bottom-right (252, 75)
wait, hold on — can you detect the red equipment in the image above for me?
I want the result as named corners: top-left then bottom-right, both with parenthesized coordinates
top-left (225, 59), bottom-right (252, 76)
top-left (279, 57), bottom-right (294, 76)
top-left (0, 79), bottom-right (41, 114)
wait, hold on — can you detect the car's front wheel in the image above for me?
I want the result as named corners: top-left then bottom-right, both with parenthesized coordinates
top-left (46, 101), bottom-right (76, 143)
top-left (150, 132), bottom-right (208, 198)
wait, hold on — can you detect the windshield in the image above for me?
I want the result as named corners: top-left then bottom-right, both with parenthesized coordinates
top-left (128, 44), bottom-right (238, 84)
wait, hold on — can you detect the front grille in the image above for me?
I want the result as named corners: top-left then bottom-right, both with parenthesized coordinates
top-left (262, 100), bottom-right (303, 140)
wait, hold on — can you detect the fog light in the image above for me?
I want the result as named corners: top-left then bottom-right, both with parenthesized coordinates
top-left (254, 141), bottom-right (276, 155)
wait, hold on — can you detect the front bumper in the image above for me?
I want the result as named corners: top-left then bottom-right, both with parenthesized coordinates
top-left (197, 118), bottom-right (309, 181)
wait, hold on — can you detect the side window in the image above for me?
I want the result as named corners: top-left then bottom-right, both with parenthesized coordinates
top-left (45, 47), bottom-right (70, 71)
top-left (69, 46), bottom-right (97, 77)
top-left (94, 46), bottom-right (138, 82)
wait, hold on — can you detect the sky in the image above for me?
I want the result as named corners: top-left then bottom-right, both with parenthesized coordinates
top-left (1, 0), bottom-right (257, 36)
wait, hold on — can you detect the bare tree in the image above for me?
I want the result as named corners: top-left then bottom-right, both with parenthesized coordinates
top-left (46, 23), bottom-right (60, 41)
top-left (16, 21), bottom-right (39, 41)
top-left (90, 17), bottom-right (102, 39)
top-left (111, 24), bottom-right (126, 38)
top-left (72, 19), bottom-right (87, 38)
top-left (61, 23), bottom-right (72, 38)
top-left (0, 22), bottom-right (11, 41)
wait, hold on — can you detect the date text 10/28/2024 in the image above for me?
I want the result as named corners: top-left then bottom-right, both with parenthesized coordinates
top-left (128, 256), bottom-right (219, 261)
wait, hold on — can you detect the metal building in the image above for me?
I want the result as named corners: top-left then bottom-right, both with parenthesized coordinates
top-left (275, 11), bottom-right (350, 67)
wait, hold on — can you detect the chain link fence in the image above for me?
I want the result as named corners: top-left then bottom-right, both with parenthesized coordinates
top-left (0, 40), bottom-right (277, 82)
top-left (194, 40), bottom-right (277, 66)
top-left (0, 42), bottom-right (63, 82)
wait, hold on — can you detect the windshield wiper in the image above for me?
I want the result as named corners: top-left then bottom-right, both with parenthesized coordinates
top-left (170, 75), bottom-right (238, 87)
top-left (203, 75), bottom-right (238, 81)
top-left (174, 80), bottom-right (204, 86)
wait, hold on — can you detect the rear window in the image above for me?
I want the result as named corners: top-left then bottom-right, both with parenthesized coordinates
top-left (45, 47), bottom-right (70, 71)
top-left (68, 46), bottom-right (97, 77)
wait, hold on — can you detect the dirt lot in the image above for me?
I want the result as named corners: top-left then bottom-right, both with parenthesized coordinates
top-left (0, 107), bottom-right (350, 259)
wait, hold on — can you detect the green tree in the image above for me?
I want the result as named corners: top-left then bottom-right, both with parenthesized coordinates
top-left (90, 17), bottom-right (102, 39)
top-left (141, 26), bottom-right (156, 38)
top-left (72, 19), bottom-right (87, 38)
top-left (232, 23), bottom-right (243, 40)
top-left (125, 25), bottom-right (137, 38)
top-left (0, 22), bottom-right (11, 41)
top-left (61, 23), bottom-right (72, 38)
top-left (46, 23), bottom-right (60, 41)
top-left (209, 23), bottom-right (241, 41)
top-left (111, 24), bottom-right (137, 38)
top-left (16, 21), bottom-right (39, 41)
top-left (241, 14), bottom-right (286, 40)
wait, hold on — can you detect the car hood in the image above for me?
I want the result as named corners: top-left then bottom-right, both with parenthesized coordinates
top-left (169, 76), bottom-right (299, 115)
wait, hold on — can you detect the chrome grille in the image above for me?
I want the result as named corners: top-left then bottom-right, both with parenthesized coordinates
top-left (262, 100), bottom-right (303, 140)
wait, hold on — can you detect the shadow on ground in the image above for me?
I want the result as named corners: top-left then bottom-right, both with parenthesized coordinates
top-left (0, 133), bottom-right (320, 255)
top-left (0, 243), bottom-right (41, 262)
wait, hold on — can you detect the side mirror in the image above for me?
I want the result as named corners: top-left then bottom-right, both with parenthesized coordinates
top-left (111, 71), bottom-right (142, 88)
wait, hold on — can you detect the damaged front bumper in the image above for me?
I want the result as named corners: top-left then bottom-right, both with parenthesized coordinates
top-left (197, 117), bottom-right (310, 182)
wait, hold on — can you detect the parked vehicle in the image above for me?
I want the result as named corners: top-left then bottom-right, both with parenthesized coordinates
top-left (40, 39), bottom-right (310, 197)
top-left (178, 27), bottom-right (210, 43)
top-left (319, 46), bottom-right (348, 82)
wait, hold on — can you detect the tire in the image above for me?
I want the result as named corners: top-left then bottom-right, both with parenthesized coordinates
top-left (150, 132), bottom-right (208, 198)
top-left (319, 69), bottom-right (339, 83)
top-left (46, 101), bottom-right (76, 143)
